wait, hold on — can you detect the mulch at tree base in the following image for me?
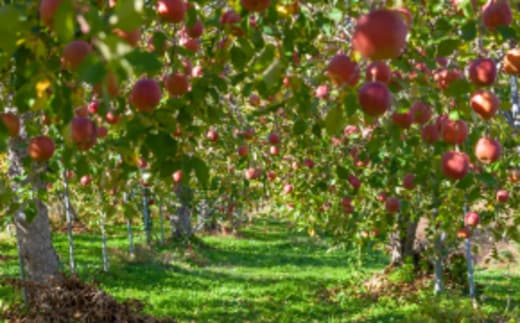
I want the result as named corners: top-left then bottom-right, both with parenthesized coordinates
top-left (0, 275), bottom-right (175, 323)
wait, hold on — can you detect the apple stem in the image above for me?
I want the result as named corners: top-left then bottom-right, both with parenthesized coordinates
top-left (462, 203), bottom-right (477, 307)
top-left (62, 169), bottom-right (76, 274)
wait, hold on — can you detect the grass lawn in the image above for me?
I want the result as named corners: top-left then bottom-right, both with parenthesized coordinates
top-left (1, 219), bottom-right (519, 322)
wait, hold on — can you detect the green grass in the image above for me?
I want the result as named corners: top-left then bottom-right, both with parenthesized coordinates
top-left (1, 219), bottom-right (519, 322)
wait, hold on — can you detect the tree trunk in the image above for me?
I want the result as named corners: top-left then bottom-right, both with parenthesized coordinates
top-left (173, 185), bottom-right (192, 238)
top-left (8, 116), bottom-right (59, 285)
top-left (63, 170), bottom-right (76, 274)
top-left (389, 214), bottom-right (419, 267)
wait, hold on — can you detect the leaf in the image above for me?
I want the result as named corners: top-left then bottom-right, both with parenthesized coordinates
top-left (124, 50), bottom-right (162, 76)
top-left (230, 46), bottom-right (248, 70)
top-left (336, 166), bottom-right (348, 180)
top-left (328, 8), bottom-right (343, 22)
top-left (496, 25), bottom-right (517, 40)
top-left (0, 6), bottom-right (23, 55)
top-left (55, 1), bottom-right (75, 43)
top-left (436, 38), bottom-right (460, 57)
top-left (191, 157), bottom-right (209, 188)
top-left (113, 0), bottom-right (144, 32)
top-left (293, 119), bottom-right (307, 135)
top-left (325, 107), bottom-right (344, 135)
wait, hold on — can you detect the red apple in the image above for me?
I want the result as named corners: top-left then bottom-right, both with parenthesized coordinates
top-left (352, 9), bottom-right (408, 60)
top-left (433, 68), bottom-right (463, 91)
top-left (238, 145), bottom-right (249, 157)
top-left (503, 48), bottom-right (520, 74)
top-left (164, 72), bottom-right (189, 97)
top-left (267, 170), bottom-right (276, 181)
top-left (70, 116), bottom-right (97, 151)
top-left (87, 100), bottom-right (99, 114)
top-left (303, 158), bottom-right (315, 169)
top-left (464, 211), bottom-right (480, 227)
top-left (80, 175), bottom-right (92, 186)
top-left (421, 124), bottom-right (440, 144)
top-left (402, 173), bottom-right (416, 189)
top-left (74, 106), bottom-right (88, 117)
top-left (40, 0), bottom-right (61, 28)
top-left (0, 113), bottom-right (20, 137)
top-left (377, 191), bottom-right (387, 202)
top-left (106, 111), bottom-right (120, 125)
top-left (315, 85), bottom-right (329, 99)
top-left (283, 183), bottom-right (293, 194)
top-left (269, 145), bottom-right (279, 155)
top-left (348, 174), bottom-right (361, 189)
top-left (385, 197), bottom-right (400, 213)
top-left (358, 81), bottom-right (392, 117)
top-left (158, 0), bottom-right (187, 23)
top-left (28, 136), bottom-right (55, 162)
top-left (249, 94), bottom-right (261, 107)
top-left (468, 58), bottom-right (497, 86)
top-left (475, 137), bottom-right (501, 164)
top-left (441, 119), bottom-right (468, 145)
top-left (186, 19), bottom-right (204, 38)
top-left (62, 40), bottom-right (91, 70)
top-left (457, 227), bottom-right (471, 239)
top-left (268, 132), bottom-right (280, 145)
top-left (365, 61), bottom-right (391, 83)
top-left (496, 189), bottom-right (509, 203)
top-left (441, 151), bottom-right (469, 180)
top-left (391, 110), bottom-right (413, 129)
top-left (172, 170), bottom-right (182, 183)
top-left (97, 126), bottom-right (108, 138)
top-left (206, 129), bottom-right (218, 142)
top-left (327, 54), bottom-right (360, 86)
top-left (130, 78), bottom-right (162, 113)
top-left (137, 157), bottom-right (148, 169)
top-left (470, 90), bottom-right (499, 120)
top-left (113, 28), bottom-right (141, 47)
top-left (410, 101), bottom-right (432, 124)
top-left (482, 0), bottom-right (512, 30)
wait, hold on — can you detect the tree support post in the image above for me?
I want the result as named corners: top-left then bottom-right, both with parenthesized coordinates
top-left (63, 170), bottom-right (76, 274)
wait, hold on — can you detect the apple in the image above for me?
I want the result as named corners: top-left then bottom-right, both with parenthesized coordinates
top-left (456, 227), bottom-right (471, 239)
top-left (206, 129), bottom-right (218, 142)
top-left (496, 189), bottom-right (509, 203)
top-left (421, 124), bottom-right (440, 143)
top-left (464, 212), bottom-right (480, 227)
top-left (441, 119), bottom-right (468, 145)
top-left (503, 48), bottom-right (520, 74)
top-left (391, 110), bottom-right (413, 129)
top-left (164, 72), bottom-right (189, 97)
top-left (269, 145), bottom-right (279, 155)
top-left (245, 167), bottom-right (258, 180)
top-left (70, 116), bottom-right (97, 151)
top-left (40, 0), bottom-right (61, 28)
top-left (220, 10), bottom-right (243, 35)
top-left (94, 72), bottom-right (119, 98)
top-left (283, 183), bottom-right (293, 194)
top-left (327, 54), bottom-right (360, 86)
top-left (186, 19), bottom-right (204, 38)
top-left (475, 137), bottom-right (501, 164)
top-left (482, 0), bottom-right (512, 30)
top-left (0, 113), bottom-right (20, 137)
top-left (441, 151), bottom-right (469, 180)
top-left (468, 58), bottom-right (497, 86)
top-left (315, 85), bottom-right (329, 99)
top-left (365, 61), bottom-right (391, 83)
top-left (268, 132), bottom-right (280, 145)
top-left (158, 0), bottom-right (187, 23)
top-left (137, 157), bottom-right (148, 169)
top-left (385, 197), bottom-right (400, 213)
top-left (87, 100), bottom-right (99, 114)
top-left (402, 173), bottom-right (416, 189)
top-left (358, 81), bottom-right (392, 117)
top-left (433, 68), bottom-right (463, 91)
top-left (97, 126), bottom-right (108, 138)
top-left (182, 38), bottom-right (200, 52)
top-left (241, 0), bottom-right (271, 12)
top-left (267, 170), bottom-right (276, 181)
top-left (238, 145), bottom-right (249, 157)
top-left (28, 136), bottom-right (55, 162)
top-left (348, 174), bottom-right (361, 189)
top-left (352, 9), bottom-right (408, 60)
top-left (74, 106), bottom-right (88, 117)
top-left (509, 169), bottom-right (520, 183)
top-left (470, 90), bottom-right (499, 120)
top-left (106, 111), bottom-right (120, 125)
top-left (249, 94), bottom-right (261, 107)
top-left (113, 28), bottom-right (141, 47)
top-left (172, 170), bottom-right (182, 183)
top-left (410, 101), bottom-right (432, 124)
top-left (344, 125), bottom-right (358, 136)
top-left (80, 175), bottom-right (92, 186)
top-left (377, 191), bottom-right (387, 202)
top-left (62, 40), bottom-right (92, 70)
top-left (303, 158), bottom-right (315, 168)
top-left (130, 78), bottom-right (162, 113)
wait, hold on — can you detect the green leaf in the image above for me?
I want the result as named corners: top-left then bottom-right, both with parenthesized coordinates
top-left (191, 157), bottom-right (209, 188)
top-left (124, 50), bottom-right (162, 76)
top-left (55, 1), bottom-right (75, 43)
top-left (293, 119), bottom-right (307, 135)
top-left (0, 6), bottom-right (23, 55)
top-left (336, 166), bottom-right (348, 180)
top-left (460, 20), bottom-right (477, 41)
top-left (436, 38), bottom-right (460, 57)
top-left (113, 0), bottom-right (144, 32)
top-left (496, 25), bottom-right (517, 40)
top-left (230, 46), bottom-right (248, 70)
top-left (325, 107), bottom-right (344, 135)
top-left (328, 8), bottom-right (343, 22)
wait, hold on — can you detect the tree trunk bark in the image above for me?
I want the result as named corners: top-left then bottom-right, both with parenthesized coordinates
top-left (8, 116), bottom-right (59, 285)
top-left (389, 214), bottom-right (419, 267)
top-left (174, 185), bottom-right (192, 238)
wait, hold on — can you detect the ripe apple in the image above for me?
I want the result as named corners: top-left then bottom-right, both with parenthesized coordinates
top-left (137, 157), bottom-right (148, 169)
top-left (206, 129), bottom-right (218, 142)
top-left (402, 173), bottom-right (416, 189)
top-left (283, 183), bottom-right (293, 194)
top-left (87, 100), bottom-right (99, 114)
top-left (238, 145), bottom-right (249, 157)
top-left (421, 124), bottom-right (440, 143)
top-left (496, 189), bottom-right (509, 203)
top-left (303, 158), bottom-right (315, 168)
top-left (40, 0), bottom-right (61, 28)
top-left (249, 94), bottom-right (261, 107)
top-left (70, 116), bottom-right (97, 151)
top-left (464, 212), bottom-right (480, 227)
top-left (503, 48), bottom-right (520, 74)
top-left (391, 110), bottom-right (413, 129)
top-left (267, 170), bottom-right (276, 181)
top-left (441, 151), bottom-right (469, 180)
top-left (475, 137), bottom-right (501, 164)
top-left (241, 0), bottom-right (271, 12)
top-left (245, 167), bottom-right (258, 180)
top-left (358, 81), bottom-right (392, 117)
top-left (106, 111), bottom-right (120, 125)
top-left (342, 197), bottom-right (352, 208)
top-left (348, 174), bottom-right (361, 189)
top-left (97, 126), bottom-right (108, 138)
top-left (315, 85), bottom-right (329, 99)
top-left (186, 19), bottom-right (204, 38)
top-left (352, 9), bottom-right (408, 60)
top-left (28, 136), bottom-right (55, 162)
top-left (220, 10), bottom-right (243, 35)
top-left (410, 101), bottom-right (432, 124)
top-left (509, 169), bottom-right (520, 183)
top-left (164, 72), bottom-right (190, 97)
top-left (470, 90), bottom-right (499, 120)
top-left (0, 113), bottom-right (20, 137)
top-left (433, 68), bottom-right (463, 91)
top-left (268, 132), bottom-right (280, 145)
top-left (80, 175), bottom-right (92, 186)
top-left (468, 58), bottom-right (497, 86)
top-left (365, 61), bottom-right (391, 83)
top-left (158, 0), bottom-right (187, 23)
top-left (456, 227), bottom-right (471, 239)
top-left (344, 125), bottom-right (358, 136)
top-left (113, 28), bottom-right (141, 47)
top-left (441, 119), bottom-right (468, 145)
top-left (327, 54), bottom-right (360, 86)
top-left (269, 145), bottom-right (279, 155)
top-left (94, 71), bottom-right (119, 98)
top-left (385, 197), bottom-right (400, 213)
top-left (130, 78), bottom-right (162, 113)
top-left (62, 40), bottom-right (92, 70)
top-left (376, 191), bottom-right (387, 202)
top-left (482, 0), bottom-right (512, 30)
top-left (172, 170), bottom-right (182, 183)
top-left (74, 106), bottom-right (88, 117)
